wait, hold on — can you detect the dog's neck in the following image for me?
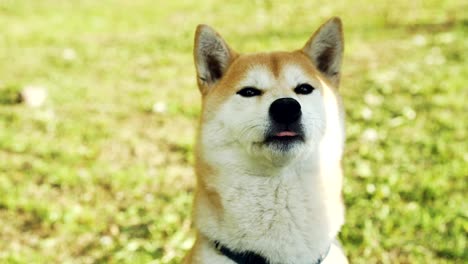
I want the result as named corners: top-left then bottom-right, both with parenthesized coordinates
top-left (194, 146), bottom-right (344, 264)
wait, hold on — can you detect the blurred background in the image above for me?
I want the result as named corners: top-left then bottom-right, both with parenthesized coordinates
top-left (0, 0), bottom-right (466, 263)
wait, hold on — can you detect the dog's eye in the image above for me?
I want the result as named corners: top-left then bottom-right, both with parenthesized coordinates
top-left (294, 83), bottom-right (315, 95)
top-left (237, 87), bottom-right (262, 97)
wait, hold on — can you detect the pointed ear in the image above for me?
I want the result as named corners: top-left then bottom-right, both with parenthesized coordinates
top-left (194, 25), bottom-right (236, 94)
top-left (302, 17), bottom-right (344, 87)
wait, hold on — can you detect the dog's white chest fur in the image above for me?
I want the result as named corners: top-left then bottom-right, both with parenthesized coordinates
top-left (196, 147), bottom-right (344, 264)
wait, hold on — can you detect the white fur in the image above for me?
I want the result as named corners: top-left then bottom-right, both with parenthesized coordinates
top-left (237, 65), bottom-right (275, 90)
top-left (194, 63), bottom-right (347, 264)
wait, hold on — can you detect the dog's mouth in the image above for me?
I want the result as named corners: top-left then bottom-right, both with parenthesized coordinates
top-left (275, 131), bottom-right (298, 137)
top-left (264, 125), bottom-right (305, 148)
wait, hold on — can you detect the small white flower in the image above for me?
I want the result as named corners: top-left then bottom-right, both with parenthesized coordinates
top-left (20, 85), bottom-right (47, 107)
top-left (361, 107), bottom-right (373, 120)
top-left (403, 106), bottom-right (416, 120)
top-left (362, 128), bottom-right (378, 142)
top-left (62, 48), bottom-right (77, 61)
top-left (412, 34), bottom-right (427, 46)
top-left (127, 241), bottom-right (139, 251)
top-left (152, 101), bottom-right (167, 113)
top-left (100, 236), bottom-right (113, 247)
top-left (356, 162), bottom-right (372, 178)
top-left (145, 194), bottom-right (154, 202)
top-left (366, 184), bottom-right (376, 194)
top-left (110, 225), bottom-right (120, 236)
top-left (364, 93), bottom-right (383, 106)
top-left (407, 202), bottom-right (419, 211)
top-left (381, 185), bottom-right (391, 197)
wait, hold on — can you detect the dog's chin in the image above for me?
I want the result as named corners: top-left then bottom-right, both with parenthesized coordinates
top-left (250, 134), bottom-right (306, 166)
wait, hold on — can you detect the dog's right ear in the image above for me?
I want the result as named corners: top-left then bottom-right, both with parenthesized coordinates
top-left (194, 25), bottom-right (236, 94)
top-left (302, 17), bottom-right (344, 87)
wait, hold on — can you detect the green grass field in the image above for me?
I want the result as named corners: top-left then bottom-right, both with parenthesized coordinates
top-left (0, 1), bottom-right (466, 263)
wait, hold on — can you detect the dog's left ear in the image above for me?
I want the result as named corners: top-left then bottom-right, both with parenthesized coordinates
top-left (302, 17), bottom-right (344, 87)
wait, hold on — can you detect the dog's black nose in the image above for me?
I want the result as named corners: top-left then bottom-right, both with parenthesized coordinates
top-left (269, 98), bottom-right (302, 124)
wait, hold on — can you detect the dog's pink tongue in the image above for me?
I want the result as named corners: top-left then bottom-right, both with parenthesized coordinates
top-left (276, 131), bottom-right (297, 137)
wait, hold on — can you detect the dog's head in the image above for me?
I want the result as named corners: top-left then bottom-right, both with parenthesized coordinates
top-left (194, 18), bottom-right (345, 167)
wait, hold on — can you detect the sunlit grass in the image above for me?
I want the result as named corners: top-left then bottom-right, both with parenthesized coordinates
top-left (0, 1), bottom-right (466, 263)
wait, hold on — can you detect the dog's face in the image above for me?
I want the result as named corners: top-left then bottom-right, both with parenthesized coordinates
top-left (194, 18), bottom-right (344, 166)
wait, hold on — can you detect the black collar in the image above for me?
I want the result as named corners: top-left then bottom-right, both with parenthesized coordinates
top-left (214, 240), bottom-right (330, 264)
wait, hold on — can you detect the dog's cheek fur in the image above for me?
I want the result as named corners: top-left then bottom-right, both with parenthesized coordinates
top-left (214, 96), bottom-right (268, 148)
top-left (300, 90), bottom-right (327, 150)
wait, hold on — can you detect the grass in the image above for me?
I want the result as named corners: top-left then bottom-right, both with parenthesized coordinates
top-left (0, 0), bottom-right (466, 263)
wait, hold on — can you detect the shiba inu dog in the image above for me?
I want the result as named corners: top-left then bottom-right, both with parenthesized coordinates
top-left (185, 17), bottom-right (348, 264)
